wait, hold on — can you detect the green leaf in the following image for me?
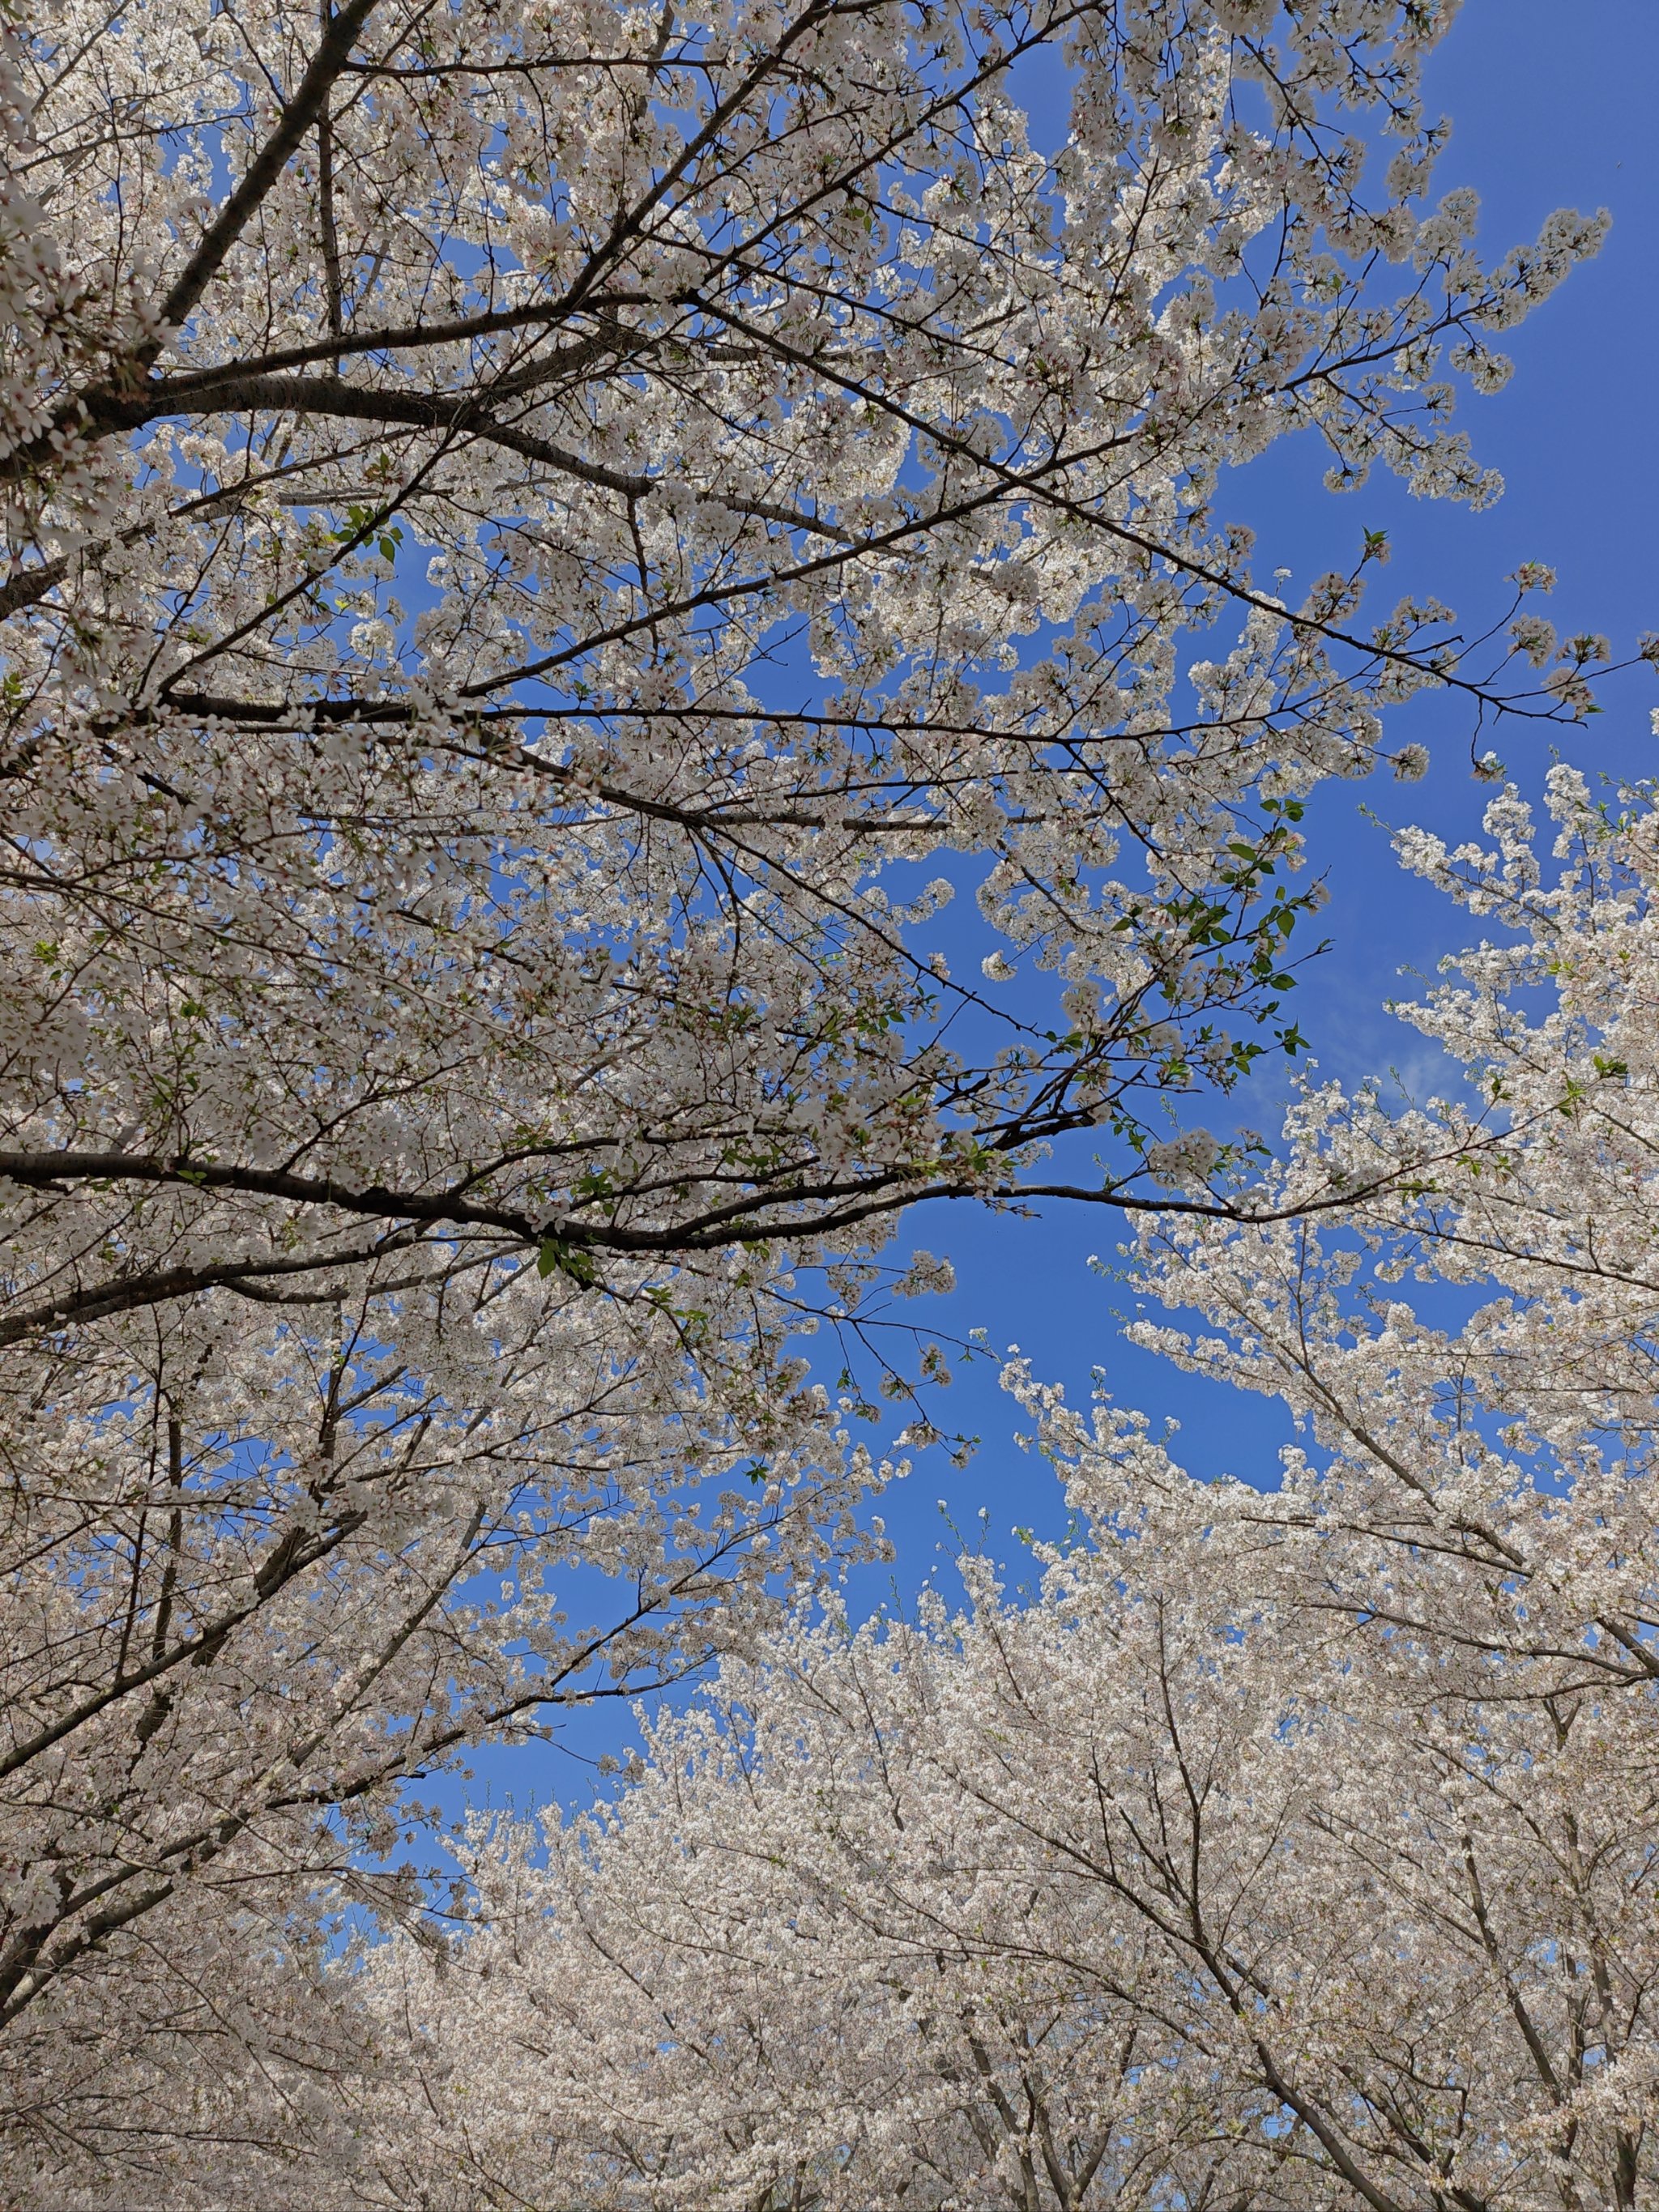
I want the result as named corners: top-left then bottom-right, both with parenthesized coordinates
top-left (536, 1237), bottom-right (599, 1285)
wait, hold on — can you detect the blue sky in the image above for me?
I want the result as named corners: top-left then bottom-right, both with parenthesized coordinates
top-left (853, 0), bottom-right (1659, 1555)
top-left (456, 2), bottom-right (1659, 1807)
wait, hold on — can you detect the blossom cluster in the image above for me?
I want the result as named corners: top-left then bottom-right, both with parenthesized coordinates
top-left (0, 0), bottom-right (1618, 2189)
top-left (307, 770), bottom-right (1659, 2212)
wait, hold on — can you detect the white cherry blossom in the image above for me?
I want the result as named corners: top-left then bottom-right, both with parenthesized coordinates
top-left (0, 0), bottom-right (1620, 2189)
top-left (293, 770), bottom-right (1659, 2212)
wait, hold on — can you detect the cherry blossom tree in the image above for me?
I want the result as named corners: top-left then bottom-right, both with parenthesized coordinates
top-left (0, 0), bottom-right (1615, 2186)
top-left (310, 769), bottom-right (1659, 2212)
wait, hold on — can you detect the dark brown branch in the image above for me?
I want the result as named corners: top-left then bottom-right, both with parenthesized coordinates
top-left (155, 0), bottom-right (383, 342)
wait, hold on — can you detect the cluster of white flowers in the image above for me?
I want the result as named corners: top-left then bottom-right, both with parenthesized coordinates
top-left (1141, 1124), bottom-right (1221, 1185)
top-left (296, 769), bottom-right (1659, 2212)
top-left (0, 0), bottom-right (1621, 2190)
